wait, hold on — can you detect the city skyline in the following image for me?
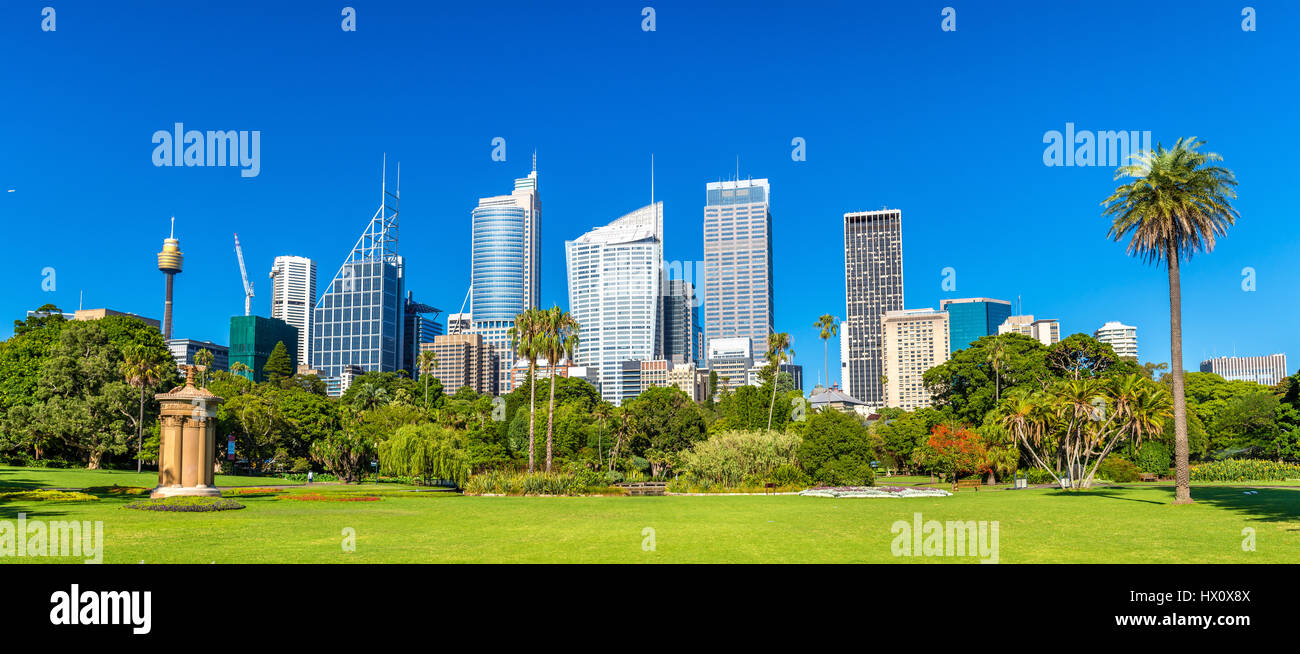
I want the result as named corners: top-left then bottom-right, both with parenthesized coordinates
top-left (2, 1), bottom-right (1297, 380)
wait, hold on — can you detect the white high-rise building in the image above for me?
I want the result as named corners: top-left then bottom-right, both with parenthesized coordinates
top-left (998, 314), bottom-right (1060, 346)
top-left (703, 178), bottom-right (773, 357)
top-left (882, 308), bottom-right (950, 411)
top-left (1200, 354), bottom-right (1289, 386)
top-left (565, 202), bottom-right (663, 405)
top-left (269, 255), bottom-right (317, 368)
top-left (1094, 321), bottom-right (1138, 359)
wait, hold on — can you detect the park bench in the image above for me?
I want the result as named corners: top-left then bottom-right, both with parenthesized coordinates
top-left (1138, 473), bottom-right (1158, 482)
top-left (764, 482), bottom-right (777, 495)
top-left (952, 479), bottom-right (981, 492)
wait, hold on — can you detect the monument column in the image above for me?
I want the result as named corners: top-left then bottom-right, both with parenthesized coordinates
top-left (150, 366), bottom-right (225, 499)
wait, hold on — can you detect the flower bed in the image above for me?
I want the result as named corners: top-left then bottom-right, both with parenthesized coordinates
top-left (230, 487), bottom-right (287, 495)
top-left (123, 497), bottom-right (245, 512)
top-left (799, 486), bottom-right (952, 498)
top-left (277, 493), bottom-right (380, 502)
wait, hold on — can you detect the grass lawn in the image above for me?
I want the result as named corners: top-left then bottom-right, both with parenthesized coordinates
top-left (2, 468), bottom-right (1297, 563)
top-left (0, 465), bottom-right (305, 490)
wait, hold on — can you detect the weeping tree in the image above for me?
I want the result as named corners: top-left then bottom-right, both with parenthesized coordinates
top-left (309, 428), bottom-right (374, 483)
top-left (378, 424), bottom-right (471, 488)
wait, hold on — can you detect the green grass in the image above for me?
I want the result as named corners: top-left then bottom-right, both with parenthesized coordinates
top-left (0, 465), bottom-right (304, 490)
top-left (1, 469), bottom-right (1297, 562)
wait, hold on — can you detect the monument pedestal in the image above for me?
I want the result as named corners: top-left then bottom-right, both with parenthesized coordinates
top-left (150, 366), bottom-right (225, 499)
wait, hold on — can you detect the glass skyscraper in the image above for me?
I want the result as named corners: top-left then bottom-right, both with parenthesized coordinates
top-left (939, 297), bottom-right (1012, 354)
top-left (703, 179), bottom-right (773, 358)
top-left (311, 167), bottom-right (404, 394)
top-left (565, 202), bottom-right (663, 405)
top-left (469, 165), bottom-right (540, 392)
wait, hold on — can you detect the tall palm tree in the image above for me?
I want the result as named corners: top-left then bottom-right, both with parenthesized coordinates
top-left (1103, 137), bottom-right (1239, 505)
top-left (120, 346), bottom-right (165, 473)
top-left (814, 314), bottom-right (838, 388)
top-left (987, 340), bottom-right (1007, 403)
top-left (593, 401), bottom-right (612, 466)
top-left (417, 350), bottom-right (439, 405)
top-left (541, 306), bottom-right (580, 473)
top-left (765, 332), bottom-right (793, 431)
top-left (509, 308), bottom-right (545, 473)
top-left (194, 348), bottom-right (214, 387)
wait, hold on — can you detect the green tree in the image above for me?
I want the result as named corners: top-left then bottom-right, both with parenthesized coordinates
top-left (263, 341), bottom-right (293, 383)
top-left (120, 345), bottom-right (168, 472)
top-left (814, 314), bottom-right (838, 389)
top-left (1103, 137), bottom-right (1241, 505)
top-left (509, 308), bottom-right (546, 473)
top-left (540, 306), bottom-right (580, 473)
top-left (795, 408), bottom-right (875, 486)
top-left (417, 350), bottom-right (439, 405)
top-left (765, 332), bottom-right (793, 431)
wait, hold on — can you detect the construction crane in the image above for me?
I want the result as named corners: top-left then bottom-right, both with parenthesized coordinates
top-left (233, 233), bottom-right (254, 316)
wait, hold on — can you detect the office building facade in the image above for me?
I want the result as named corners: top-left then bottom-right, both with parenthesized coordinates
top-left (312, 171), bottom-right (405, 389)
top-left (422, 333), bottom-right (497, 396)
top-left (269, 255), bottom-right (317, 368)
top-left (565, 202), bottom-right (663, 405)
top-left (882, 308), bottom-right (950, 411)
top-left (843, 209), bottom-right (904, 406)
top-left (167, 339), bottom-right (229, 371)
top-left (661, 278), bottom-right (701, 365)
top-left (230, 315), bottom-right (299, 382)
top-left (706, 336), bottom-right (753, 394)
top-left (940, 297), bottom-right (1012, 353)
top-left (703, 179), bottom-right (773, 357)
top-left (1200, 354), bottom-right (1289, 386)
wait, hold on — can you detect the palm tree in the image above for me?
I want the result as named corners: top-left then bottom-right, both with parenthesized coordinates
top-left (194, 348), bottom-right (214, 387)
top-left (765, 332), bottom-right (793, 431)
top-left (417, 350), bottom-right (439, 405)
top-left (230, 361), bottom-right (253, 380)
top-left (540, 306), bottom-right (580, 473)
top-left (1103, 137), bottom-right (1239, 505)
top-left (593, 401), bottom-right (613, 467)
top-left (509, 308), bottom-right (545, 473)
top-left (987, 340), bottom-right (1007, 403)
top-left (120, 346), bottom-right (165, 473)
top-left (814, 314), bottom-right (838, 388)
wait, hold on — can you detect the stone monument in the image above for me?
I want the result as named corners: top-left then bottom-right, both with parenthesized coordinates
top-left (150, 365), bottom-right (224, 498)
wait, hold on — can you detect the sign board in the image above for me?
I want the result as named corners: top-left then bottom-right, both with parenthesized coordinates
top-left (227, 435), bottom-right (236, 460)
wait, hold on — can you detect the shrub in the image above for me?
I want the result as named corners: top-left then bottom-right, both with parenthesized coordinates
top-left (1025, 468), bottom-right (1058, 485)
top-left (1190, 459), bottom-right (1300, 482)
top-left (0, 489), bottom-right (98, 502)
top-left (1096, 456), bottom-right (1140, 483)
top-left (123, 497), bottom-right (245, 512)
top-left (797, 410), bottom-right (875, 486)
top-left (463, 471), bottom-right (616, 496)
top-left (676, 429), bottom-right (802, 488)
top-left (84, 485), bottom-right (151, 495)
top-left (1133, 442), bottom-right (1171, 474)
top-left (769, 464), bottom-right (810, 488)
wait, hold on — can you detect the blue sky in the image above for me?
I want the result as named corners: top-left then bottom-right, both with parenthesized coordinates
top-left (1, 0), bottom-right (1297, 386)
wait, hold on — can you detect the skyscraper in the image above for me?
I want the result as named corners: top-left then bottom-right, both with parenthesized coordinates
top-left (940, 297), bottom-right (1012, 353)
top-left (269, 255), bottom-right (317, 368)
top-left (1094, 321), bottom-right (1138, 359)
top-left (565, 202), bottom-right (663, 405)
top-left (882, 308), bottom-right (949, 410)
top-left (469, 164), bottom-right (541, 392)
top-left (661, 278), bottom-right (700, 365)
top-left (703, 179), bottom-right (773, 357)
top-left (843, 208), bottom-right (904, 406)
top-left (156, 218), bottom-right (183, 340)
top-left (998, 315), bottom-right (1060, 346)
top-left (311, 163), bottom-right (404, 393)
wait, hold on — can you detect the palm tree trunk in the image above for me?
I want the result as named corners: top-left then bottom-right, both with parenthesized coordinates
top-left (546, 370), bottom-right (557, 473)
top-left (767, 377), bottom-right (778, 431)
top-left (528, 364), bottom-right (537, 474)
top-left (823, 339), bottom-right (828, 389)
top-left (1166, 244), bottom-right (1193, 505)
top-left (136, 386), bottom-right (145, 473)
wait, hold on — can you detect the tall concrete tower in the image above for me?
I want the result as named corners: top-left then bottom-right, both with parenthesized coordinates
top-left (157, 217), bottom-right (184, 339)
